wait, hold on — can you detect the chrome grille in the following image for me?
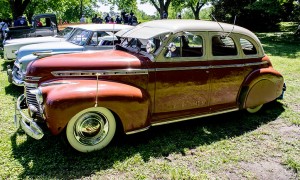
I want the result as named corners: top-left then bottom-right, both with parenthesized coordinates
top-left (25, 84), bottom-right (43, 119)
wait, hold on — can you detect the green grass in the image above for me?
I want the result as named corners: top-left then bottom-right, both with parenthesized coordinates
top-left (0, 32), bottom-right (299, 179)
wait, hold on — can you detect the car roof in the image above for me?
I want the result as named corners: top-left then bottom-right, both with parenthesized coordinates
top-left (72, 24), bottom-right (133, 31)
top-left (118, 20), bottom-right (260, 42)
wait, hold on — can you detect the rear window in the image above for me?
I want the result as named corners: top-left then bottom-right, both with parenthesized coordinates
top-left (240, 38), bottom-right (257, 55)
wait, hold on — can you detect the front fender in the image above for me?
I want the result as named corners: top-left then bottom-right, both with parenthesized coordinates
top-left (41, 79), bottom-right (151, 135)
top-left (239, 67), bottom-right (284, 109)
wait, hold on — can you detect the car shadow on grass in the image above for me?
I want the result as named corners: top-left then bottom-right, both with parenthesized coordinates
top-left (10, 101), bottom-right (285, 179)
top-left (1, 60), bottom-right (14, 71)
top-left (5, 83), bottom-right (23, 98)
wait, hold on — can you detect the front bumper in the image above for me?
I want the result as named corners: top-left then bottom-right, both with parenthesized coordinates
top-left (7, 65), bottom-right (24, 86)
top-left (15, 94), bottom-right (44, 140)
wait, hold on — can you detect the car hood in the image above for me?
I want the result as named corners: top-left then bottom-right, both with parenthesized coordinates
top-left (5, 36), bottom-right (62, 45)
top-left (27, 50), bottom-right (146, 82)
top-left (17, 41), bottom-right (83, 60)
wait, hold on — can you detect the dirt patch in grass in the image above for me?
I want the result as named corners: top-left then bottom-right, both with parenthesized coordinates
top-left (210, 118), bottom-right (300, 179)
top-left (226, 160), bottom-right (296, 180)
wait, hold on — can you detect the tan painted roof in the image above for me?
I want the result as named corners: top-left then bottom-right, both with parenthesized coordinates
top-left (118, 20), bottom-right (259, 42)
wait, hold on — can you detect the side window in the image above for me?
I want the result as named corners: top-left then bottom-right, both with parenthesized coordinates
top-left (87, 32), bottom-right (110, 46)
top-left (36, 18), bottom-right (51, 28)
top-left (88, 32), bottom-right (98, 46)
top-left (165, 32), bottom-right (203, 58)
top-left (240, 38), bottom-right (257, 55)
top-left (212, 35), bottom-right (237, 56)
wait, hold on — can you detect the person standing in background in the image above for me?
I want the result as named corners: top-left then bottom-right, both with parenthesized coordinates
top-left (115, 15), bottom-right (122, 24)
top-left (80, 15), bottom-right (86, 23)
top-left (92, 14), bottom-right (98, 23)
top-left (105, 14), bottom-right (110, 23)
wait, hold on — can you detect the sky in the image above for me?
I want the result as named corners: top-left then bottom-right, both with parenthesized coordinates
top-left (97, 1), bottom-right (157, 15)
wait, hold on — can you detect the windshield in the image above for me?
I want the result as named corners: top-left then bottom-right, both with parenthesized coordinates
top-left (120, 33), bottom-right (169, 54)
top-left (67, 29), bottom-right (91, 46)
top-left (57, 27), bottom-right (74, 39)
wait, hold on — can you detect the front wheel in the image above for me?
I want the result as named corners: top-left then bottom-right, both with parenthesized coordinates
top-left (66, 107), bottom-right (116, 153)
top-left (246, 104), bottom-right (263, 113)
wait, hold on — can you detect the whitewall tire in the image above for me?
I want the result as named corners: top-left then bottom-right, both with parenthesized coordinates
top-left (66, 107), bottom-right (116, 153)
top-left (246, 104), bottom-right (263, 113)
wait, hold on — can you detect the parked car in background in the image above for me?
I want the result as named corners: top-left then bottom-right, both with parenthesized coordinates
top-left (7, 24), bottom-right (132, 86)
top-left (3, 25), bottom-right (76, 61)
top-left (5, 14), bottom-right (58, 41)
top-left (14, 20), bottom-right (284, 153)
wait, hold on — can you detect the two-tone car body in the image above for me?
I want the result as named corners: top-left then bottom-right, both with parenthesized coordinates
top-left (7, 24), bottom-right (132, 86)
top-left (15, 20), bottom-right (284, 152)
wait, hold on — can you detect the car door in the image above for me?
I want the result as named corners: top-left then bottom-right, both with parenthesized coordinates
top-left (207, 32), bottom-right (249, 111)
top-left (151, 32), bottom-right (211, 123)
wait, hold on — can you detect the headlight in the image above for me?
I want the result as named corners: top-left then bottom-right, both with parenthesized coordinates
top-left (29, 88), bottom-right (44, 105)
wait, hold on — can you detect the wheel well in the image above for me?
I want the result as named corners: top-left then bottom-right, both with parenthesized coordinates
top-left (110, 110), bottom-right (125, 134)
top-left (238, 86), bottom-right (249, 109)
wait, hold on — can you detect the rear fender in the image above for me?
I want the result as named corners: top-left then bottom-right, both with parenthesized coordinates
top-left (238, 67), bottom-right (284, 109)
top-left (40, 79), bottom-right (151, 135)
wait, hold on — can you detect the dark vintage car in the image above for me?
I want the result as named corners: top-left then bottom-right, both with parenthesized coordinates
top-left (5, 14), bottom-right (58, 41)
top-left (14, 20), bottom-right (285, 152)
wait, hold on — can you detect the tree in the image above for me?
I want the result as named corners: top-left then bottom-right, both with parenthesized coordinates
top-left (8, 0), bottom-right (31, 20)
top-left (0, 0), bottom-right (11, 19)
top-left (98, 0), bottom-right (137, 13)
top-left (212, 0), bottom-right (285, 31)
top-left (173, 0), bottom-right (209, 20)
top-left (140, 0), bottom-right (172, 19)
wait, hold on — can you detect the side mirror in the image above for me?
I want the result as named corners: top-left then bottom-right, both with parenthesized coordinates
top-left (146, 40), bottom-right (156, 53)
top-left (168, 42), bottom-right (177, 52)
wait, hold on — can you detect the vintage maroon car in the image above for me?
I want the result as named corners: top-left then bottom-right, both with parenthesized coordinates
top-left (15, 20), bottom-right (284, 152)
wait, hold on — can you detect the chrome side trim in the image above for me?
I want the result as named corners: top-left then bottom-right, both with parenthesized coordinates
top-left (153, 61), bottom-right (268, 72)
top-left (51, 61), bottom-right (267, 77)
top-left (244, 61), bottom-right (268, 66)
top-left (155, 66), bottom-right (209, 72)
top-left (32, 51), bottom-right (53, 56)
top-left (25, 82), bottom-right (38, 88)
top-left (125, 108), bottom-right (239, 135)
top-left (152, 108), bottom-right (239, 126)
top-left (51, 69), bottom-right (148, 77)
top-left (25, 76), bottom-right (42, 82)
top-left (40, 81), bottom-right (78, 87)
top-left (125, 126), bottom-right (151, 135)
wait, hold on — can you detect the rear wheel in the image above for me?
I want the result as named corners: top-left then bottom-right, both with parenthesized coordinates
top-left (246, 104), bottom-right (263, 113)
top-left (66, 107), bottom-right (116, 153)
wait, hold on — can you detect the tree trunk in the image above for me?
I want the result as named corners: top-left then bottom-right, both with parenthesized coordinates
top-left (9, 0), bottom-right (31, 20)
top-left (80, 0), bottom-right (83, 16)
top-left (190, 2), bottom-right (205, 20)
top-left (149, 0), bottom-right (171, 19)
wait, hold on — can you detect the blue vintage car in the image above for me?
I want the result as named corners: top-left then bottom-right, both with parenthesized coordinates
top-left (7, 24), bottom-right (132, 86)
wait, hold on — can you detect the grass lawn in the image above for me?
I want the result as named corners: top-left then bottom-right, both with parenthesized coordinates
top-left (0, 32), bottom-right (299, 179)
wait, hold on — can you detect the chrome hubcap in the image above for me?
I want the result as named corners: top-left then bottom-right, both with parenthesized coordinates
top-left (74, 112), bottom-right (109, 146)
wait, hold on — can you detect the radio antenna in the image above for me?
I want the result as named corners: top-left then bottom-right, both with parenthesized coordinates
top-left (112, 23), bottom-right (115, 47)
top-left (226, 15), bottom-right (237, 38)
top-left (95, 73), bottom-right (100, 107)
top-left (211, 15), bottom-right (225, 33)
